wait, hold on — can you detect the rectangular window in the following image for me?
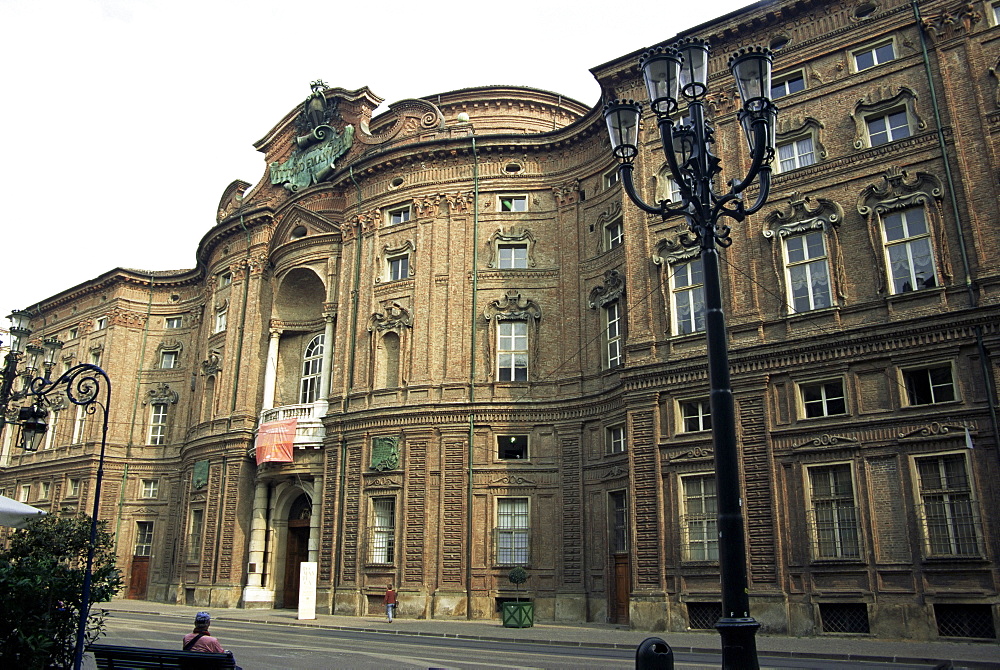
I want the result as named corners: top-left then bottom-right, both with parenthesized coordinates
top-left (140, 479), bottom-right (159, 499)
top-left (187, 508), bottom-right (204, 562)
top-left (854, 41), bottom-right (895, 70)
top-left (496, 498), bottom-right (529, 564)
top-left (165, 317), bottom-right (182, 329)
top-left (801, 379), bottom-right (847, 418)
top-left (219, 271), bottom-right (233, 287)
top-left (159, 350), bottom-right (178, 369)
top-left (214, 307), bottom-right (228, 333)
top-left (605, 217), bottom-right (624, 250)
top-left (771, 72), bottom-right (805, 99)
top-left (497, 244), bottom-right (528, 269)
top-left (386, 205), bottom-right (412, 225)
top-left (605, 302), bottom-right (623, 368)
top-left (808, 464), bottom-right (860, 558)
top-left (134, 521), bottom-right (154, 557)
top-left (916, 454), bottom-right (980, 557)
top-left (866, 110), bottom-right (910, 146)
top-left (497, 321), bottom-right (528, 382)
top-left (784, 231), bottom-right (832, 312)
top-left (369, 498), bottom-right (396, 564)
top-left (607, 425), bottom-right (625, 454)
top-left (95, 317), bottom-right (108, 330)
top-left (994, 1), bottom-right (1000, 25)
top-left (499, 195), bottom-right (528, 212)
top-left (72, 405), bottom-right (86, 443)
top-left (19, 484), bottom-right (30, 502)
top-left (68, 478), bottom-right (80, 497)
top-left (672, 260), bottom-right (705, 335)
top-left (497, 435), bottom-right (528, 460)
top-left (680, 399), bottom-right (712, 433)
top-left (603, 168), bottom-right (620, 189)
top-left (682, 475), bottom-right (718, 561)
top-left (882, 208), bottom-right (936, 293)
top-left (610, 491), bottom-right (628, 553)
top-left (776, 136), bottom-right (815, 173)
top-left (148, 404), bottom-right (168, 445)
top-left (68, 327), bottom-right (79, 340)
top-left (387, 254), bottom-right (410, 282)
top-left (90, 350), bottom-right (102, 367)
top-left (903, 364), bottom-right (955, 406)
top-left (40, 482), bottom-right (51, 500)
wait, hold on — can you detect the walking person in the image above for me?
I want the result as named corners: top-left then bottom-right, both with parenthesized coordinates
top-left (384, 584), bottom-right (397, 623)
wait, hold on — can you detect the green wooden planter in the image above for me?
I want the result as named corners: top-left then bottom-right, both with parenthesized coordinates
top-left (502, 601), bottom-right (534, 628)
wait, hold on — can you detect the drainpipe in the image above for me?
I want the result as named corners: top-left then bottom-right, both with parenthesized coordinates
top-left (912, 0), bottom-right (1000, 450)
top-left (467, 131), bottom-right (479, 619)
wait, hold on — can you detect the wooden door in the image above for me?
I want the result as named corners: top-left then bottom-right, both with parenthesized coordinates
top-left (612, 554), bottom-right (630, 624)
top-left (127, 556), bottom-right (150, 600)
top-left (281, 525), bottom-right (310, 608)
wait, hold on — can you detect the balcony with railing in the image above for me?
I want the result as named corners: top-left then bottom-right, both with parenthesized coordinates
top-left (248, 402), bottom-right (326, 462)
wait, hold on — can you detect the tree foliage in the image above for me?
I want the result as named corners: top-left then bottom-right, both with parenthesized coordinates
top-left (0, 514), bottom-right (122, 670)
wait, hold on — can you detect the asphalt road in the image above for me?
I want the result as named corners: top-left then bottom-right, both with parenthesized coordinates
top-left (86, 611), bottom-right (942, 669)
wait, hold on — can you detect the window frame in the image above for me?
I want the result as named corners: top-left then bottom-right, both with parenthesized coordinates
top-left (775, 136), bottom-right (816, 174)
top-left (19, 484), bottom-right (30, 502)
top-left (495, 497), bottom-right (530, 565)
top-left (300, 334), bottom-right (324, 404)
top-left (679, 398), bottom-right (712, 433)
top-left (498, 194), bottom-right (528, 212)
top-left (386, 204), bottom-right (412, 226)
top-left (680, 473), bottom-right (718, 562)
top-left (187, 508), bottom-right (204, 563)
top-left (165, 317), bottom-right (182, 329)
top-left (799, 378), bottom-right (848, 418)
top-left (497, 434), bottom-right (529, 461)
top-left (214, 305), bottom-right (228, 334)
top-left (670, 259), bottom-right (706, 336)
top-left (219, 271), bottom-right (233, 288)
top-left (852, 39), bottom-right (896, 71)
top-left (607, 425), bottom-right (626, 454)
top-left (147, 403), bottom-right (168, 446)
top-left (95, 317), bottom-right (108, 330)
top-left (866, 109), bottom-right (911, 147)
top-left (140, 479), bottom-right (159, 499)
top-left (134, 521), bottom-right (154, 557)
top-left (605, 217), bottom-right (624, 250)
top-left (880, 207), bottom-right (937, 294)
top-left (386, 253), bottom-right (411, 282)
top-left (605, 301), bottom-right (623, 368)
top-left (67, 478), bottom-right (81, 497)
top-left (782, 230), bottom-right (834, 313)
top-left (806, 462), bottom-right (861, 560)
top-left (770, 70), bottom-right (806, 99)
top-left (40, 481), bottom-right (51, 500)
top-left (496, 320), bottom-right (529, 382)
top-left (497, 243), bottom-right (529, 269)
top-left (912, 452), bottom-right (982, 558)
top-left (159, 350), bottom-right (179, 369)
top-left (901, 363), bottom-right (957, 406)
top-left (368, 497), bottom-right (397, 565)
top-left (603, 167), bottom-right (620, 190)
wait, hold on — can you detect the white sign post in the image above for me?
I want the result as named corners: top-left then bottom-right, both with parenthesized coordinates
top-left (297, 561), bottom-right (317, 620)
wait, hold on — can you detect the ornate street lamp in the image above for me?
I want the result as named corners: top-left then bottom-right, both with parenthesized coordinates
top-left (605, 38), bottom-right (776, 670)
top-left (0, 311), bottom-right (112, 670)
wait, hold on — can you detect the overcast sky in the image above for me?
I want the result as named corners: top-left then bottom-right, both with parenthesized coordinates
top-left (0, 0), bottom-right (754, 329)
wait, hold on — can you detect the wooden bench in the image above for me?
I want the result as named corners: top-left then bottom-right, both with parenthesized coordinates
top-left (90, 643), bottom-right (237, 669)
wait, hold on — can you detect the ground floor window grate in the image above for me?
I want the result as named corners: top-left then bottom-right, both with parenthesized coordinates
top-left (687, 602), bottom-right (721, 629)
top-left (819, 603), bottom-right (870, 633)
top-left (935, 604), bottom-right (996, 639)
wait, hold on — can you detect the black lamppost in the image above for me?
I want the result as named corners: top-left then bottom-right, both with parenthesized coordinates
top-left (604, 38), bottom-right (776, 670)
top-left (1, 310), bottom-right (112, 670)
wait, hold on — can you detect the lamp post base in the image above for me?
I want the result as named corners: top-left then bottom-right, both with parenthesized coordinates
top-left (716, 617), bottom-right (760, 670)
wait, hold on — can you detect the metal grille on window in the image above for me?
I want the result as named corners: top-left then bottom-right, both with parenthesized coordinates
top-left (496, 498), bottom-right (529, 564)
top-left (819, 603), bottom-right (870, 633)
top-left (369, 498), bottom-right (396, 564)
top-left (934, 604), bottom-right (996, 639)
top-left (687, 602), bottom-right (721, 629)
top-left (916, 455), bottom-right (980, 557)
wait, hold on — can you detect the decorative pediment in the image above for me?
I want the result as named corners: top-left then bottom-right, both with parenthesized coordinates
top-left (857, 167), bottom-right (943, 216)
top-left (898, 421), bottom-right (969, 439)
top-left (668, 445), bottom-right (714, 462)
top-left (764, 193), bottom-right (843, 239)
top-left (368, 301), bottom-right (413, 332)
top-left (775, 116), bottom-right (828, 160)
top-left (357, 97), bottom-right (446, 146)
top-left (488, 474), bottom-right (536, 487)
top-left (143, 383), bottom-right (179, 406)
top-left (156, 339), bottom-right (183, 354)
top-left (791, 434), bottom-right (859, 450)
top-left (588, 270), bottom-right (626, 309)
top-left (271, 205), bottom-right (342, 249)
top-left (130, 507), bottom-right (159, 516)
top-left (216, 180), bottom-right (249, 223)
top-left (364, 475), bottom-right (402, 488)
top-left (920, 3), bottom-right (982, 41)
top-left (652, 228), bottom-right (700, 266)
top-left (483, 290), bottom-right (542, 322)
top-left (601, 465), bottom-right (628, 480)
top-left (595, 202), bottom-right (622, 228)
top-left (486, 227), bottom-right (537, 269)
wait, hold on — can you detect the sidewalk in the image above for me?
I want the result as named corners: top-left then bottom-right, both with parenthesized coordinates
top-left (100, 598), bottom-right (999, 668)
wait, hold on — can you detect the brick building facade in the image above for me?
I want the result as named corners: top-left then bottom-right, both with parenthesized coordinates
top-left (2, 0), bottom-right (999, 640)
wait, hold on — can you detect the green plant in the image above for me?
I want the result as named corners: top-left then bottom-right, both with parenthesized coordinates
top-left (0, 514), bottom-right (122, 670)
top-left (507, 566), bottom-right (528, 603)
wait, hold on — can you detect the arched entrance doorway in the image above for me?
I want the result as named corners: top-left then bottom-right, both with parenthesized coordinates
top-left (281, 494), bottom-right (311, 609)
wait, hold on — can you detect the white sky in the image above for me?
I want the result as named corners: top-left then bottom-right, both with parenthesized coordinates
top-left (0, 0), bottom-right (754, 326)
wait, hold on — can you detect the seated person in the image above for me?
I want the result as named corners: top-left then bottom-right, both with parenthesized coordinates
top-left (182, 611), bottom-right (225, 653)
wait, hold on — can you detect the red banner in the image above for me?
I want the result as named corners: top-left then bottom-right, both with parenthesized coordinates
top-left (255, 418), bottom-right (297, 465)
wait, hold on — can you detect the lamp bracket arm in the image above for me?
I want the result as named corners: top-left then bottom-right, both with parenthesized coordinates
top-left (742, 168), bottom-right (772, 215)
top-left (619, 164), bottom-right (668, 216)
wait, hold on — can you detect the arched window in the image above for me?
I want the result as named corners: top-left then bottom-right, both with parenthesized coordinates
top-left (300, 334), bottom-right (324, 403)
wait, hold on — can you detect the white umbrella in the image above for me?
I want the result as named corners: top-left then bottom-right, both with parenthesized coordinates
top-left (0, 493), bottom-right (46, 528)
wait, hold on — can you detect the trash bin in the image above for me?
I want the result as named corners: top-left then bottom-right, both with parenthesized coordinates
top-left (635, 637), bottom-right (673, 669)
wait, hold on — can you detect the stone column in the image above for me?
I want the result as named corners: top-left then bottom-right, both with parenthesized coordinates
top-left (242, 480), bottom-right (273, 607)
top-left (308, 476), bottom-right (323, 563)
top-left (320, 314), bottom-right (335, 400)
top-left (263, 329), bottom-right (281, 410)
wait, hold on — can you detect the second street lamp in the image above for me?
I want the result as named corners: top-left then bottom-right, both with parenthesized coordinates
top-left (605, 38), bottom-right (777, 670)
